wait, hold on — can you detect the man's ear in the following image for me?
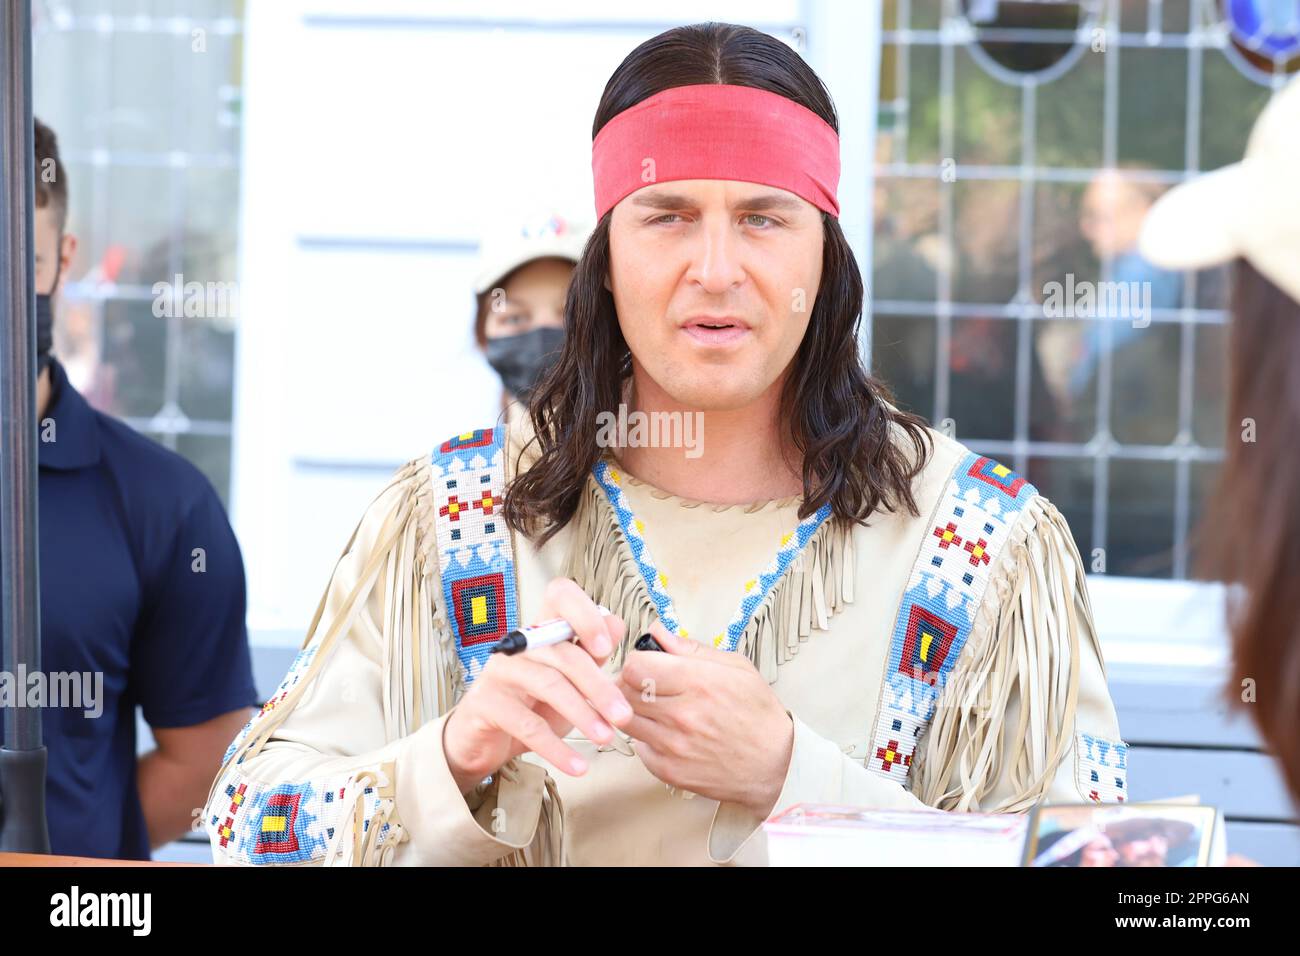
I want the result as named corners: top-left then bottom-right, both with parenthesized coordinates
top-left (58, 232), bottom-right (78, 295)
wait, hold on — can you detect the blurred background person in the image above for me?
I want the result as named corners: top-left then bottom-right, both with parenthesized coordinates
top-left (1079, 170), bottom-right (1184, 308)
top-left (1022, 169), bottom-right (1191, 576)
top-left (1141, 75), bottom-right (1300, 840)
top-left (7, 117), bottom-right (260, 860)
top-left (471, 214), bottom-right (591, 421)
top-left (1065, 168), bottom-right (1184, 402)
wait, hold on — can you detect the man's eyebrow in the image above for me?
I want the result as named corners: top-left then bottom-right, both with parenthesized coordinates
top-left (630, 191), bottom-right (804, 213)
top-left (630, 192), bottom-right (698, 210)
top-left (738, 194), bottom-right (804, 213)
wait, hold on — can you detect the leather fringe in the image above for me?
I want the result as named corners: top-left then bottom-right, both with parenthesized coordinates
top-left (561, 473), bottom-right (857, 683)
top-left (908, 496), bottom-right (1090, 813)
top-left (212, 457), bottom-right (546, 866)
top-left (486, 766), bottom-right (569, 867)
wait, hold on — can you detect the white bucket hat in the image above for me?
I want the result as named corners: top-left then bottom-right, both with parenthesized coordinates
top-left (472, 212), bottom-right (593, 296)
top-left (1138, 74), bottom-right (1300, 305)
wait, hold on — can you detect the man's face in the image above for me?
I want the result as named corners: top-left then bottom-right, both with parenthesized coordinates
top-left (1115, 834), bottom-right (1169, 867)
top-left (605, 180), bottom-right (823, 411)
top-left (34, 205), bottom-right (72, 297)
top-left (1079, 172), bottom-right (1148, 260)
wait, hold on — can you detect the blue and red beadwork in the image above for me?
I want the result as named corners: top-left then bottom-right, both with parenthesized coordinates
top-left (440, 429), bottom-right (495, 453)
top-left (867, 451), bottom-right (1037, 784)
top-left (1077, 731), bottom-right (1129, 803)
top-left (430, 425), bottom-right (519, 685)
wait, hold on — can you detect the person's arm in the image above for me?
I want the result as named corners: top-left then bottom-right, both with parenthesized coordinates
top-left (203, 458), bottom-right (561, 866)
top-left (138, 707), bottom-right (255, 849)
top-left (706, 494), bottom-right (1127, 865)
top-left (129, 473), bottom-right (262, 852)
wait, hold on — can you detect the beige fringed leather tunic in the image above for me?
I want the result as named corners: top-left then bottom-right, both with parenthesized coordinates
top-left (203, 411), bottom-right (1128, 866)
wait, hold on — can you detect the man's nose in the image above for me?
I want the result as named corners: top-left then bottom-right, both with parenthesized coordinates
top-left (687, 214), bottom-right (746, 293)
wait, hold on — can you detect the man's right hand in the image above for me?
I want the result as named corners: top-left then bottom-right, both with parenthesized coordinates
top-left (442, 578), bottom-right (633, 795)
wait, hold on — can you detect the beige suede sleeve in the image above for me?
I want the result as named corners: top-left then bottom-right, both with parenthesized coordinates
top-left (202, 458), bottom-right (560, 866)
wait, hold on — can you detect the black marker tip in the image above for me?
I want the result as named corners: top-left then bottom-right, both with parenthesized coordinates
top-left (493, 631), bottom-right (527, 655)
top-left (635, 633), bottom-right (664, 652)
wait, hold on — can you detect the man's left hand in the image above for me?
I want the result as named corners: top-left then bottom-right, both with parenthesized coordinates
top-left (614, 619), bottom-right (793, 818)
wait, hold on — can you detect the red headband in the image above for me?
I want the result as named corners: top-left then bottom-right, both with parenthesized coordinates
top-left (591, 83), bottom-right (841, 221)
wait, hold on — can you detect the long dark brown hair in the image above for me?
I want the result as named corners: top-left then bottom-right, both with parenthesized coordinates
top-left (503, 21), bottom-right (932, 548)
top-left (1199, 257), bottom-right (1300, 807)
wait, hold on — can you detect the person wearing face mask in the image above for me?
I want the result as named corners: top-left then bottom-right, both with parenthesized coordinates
top-left (33, 200), bottom-right (61, 380)
top-left (470, 215), bottom-right (591, 420)
top-left (7, 118), bottom-right (260, 861)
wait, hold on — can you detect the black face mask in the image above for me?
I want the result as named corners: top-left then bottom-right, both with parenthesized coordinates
top-left (36, 232), bottom-right (63, 375)
top-left (484, 325), bottom-right (566, 401)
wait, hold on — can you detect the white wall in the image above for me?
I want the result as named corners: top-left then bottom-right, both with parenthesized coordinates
top-left (232, 0), bottom-right (881, 641)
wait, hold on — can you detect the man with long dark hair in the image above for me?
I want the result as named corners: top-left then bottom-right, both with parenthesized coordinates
top-left (204, 23), bottom-right (1125, 866)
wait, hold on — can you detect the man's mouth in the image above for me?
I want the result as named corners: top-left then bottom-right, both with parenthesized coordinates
top-left (681, 316), bottom-right (750, 346)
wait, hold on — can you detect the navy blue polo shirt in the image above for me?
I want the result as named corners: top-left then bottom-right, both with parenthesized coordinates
top-left (0, 358), bottom-right (260, 860)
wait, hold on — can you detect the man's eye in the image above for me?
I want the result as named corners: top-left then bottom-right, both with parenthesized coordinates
top-left (652, 214), bottom-right (683, 225)
top-left (745, 214), bottom-right (775, 228)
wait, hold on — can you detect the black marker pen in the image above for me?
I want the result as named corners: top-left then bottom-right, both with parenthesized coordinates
top-left (491, 605), bottom-right (614, 655)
